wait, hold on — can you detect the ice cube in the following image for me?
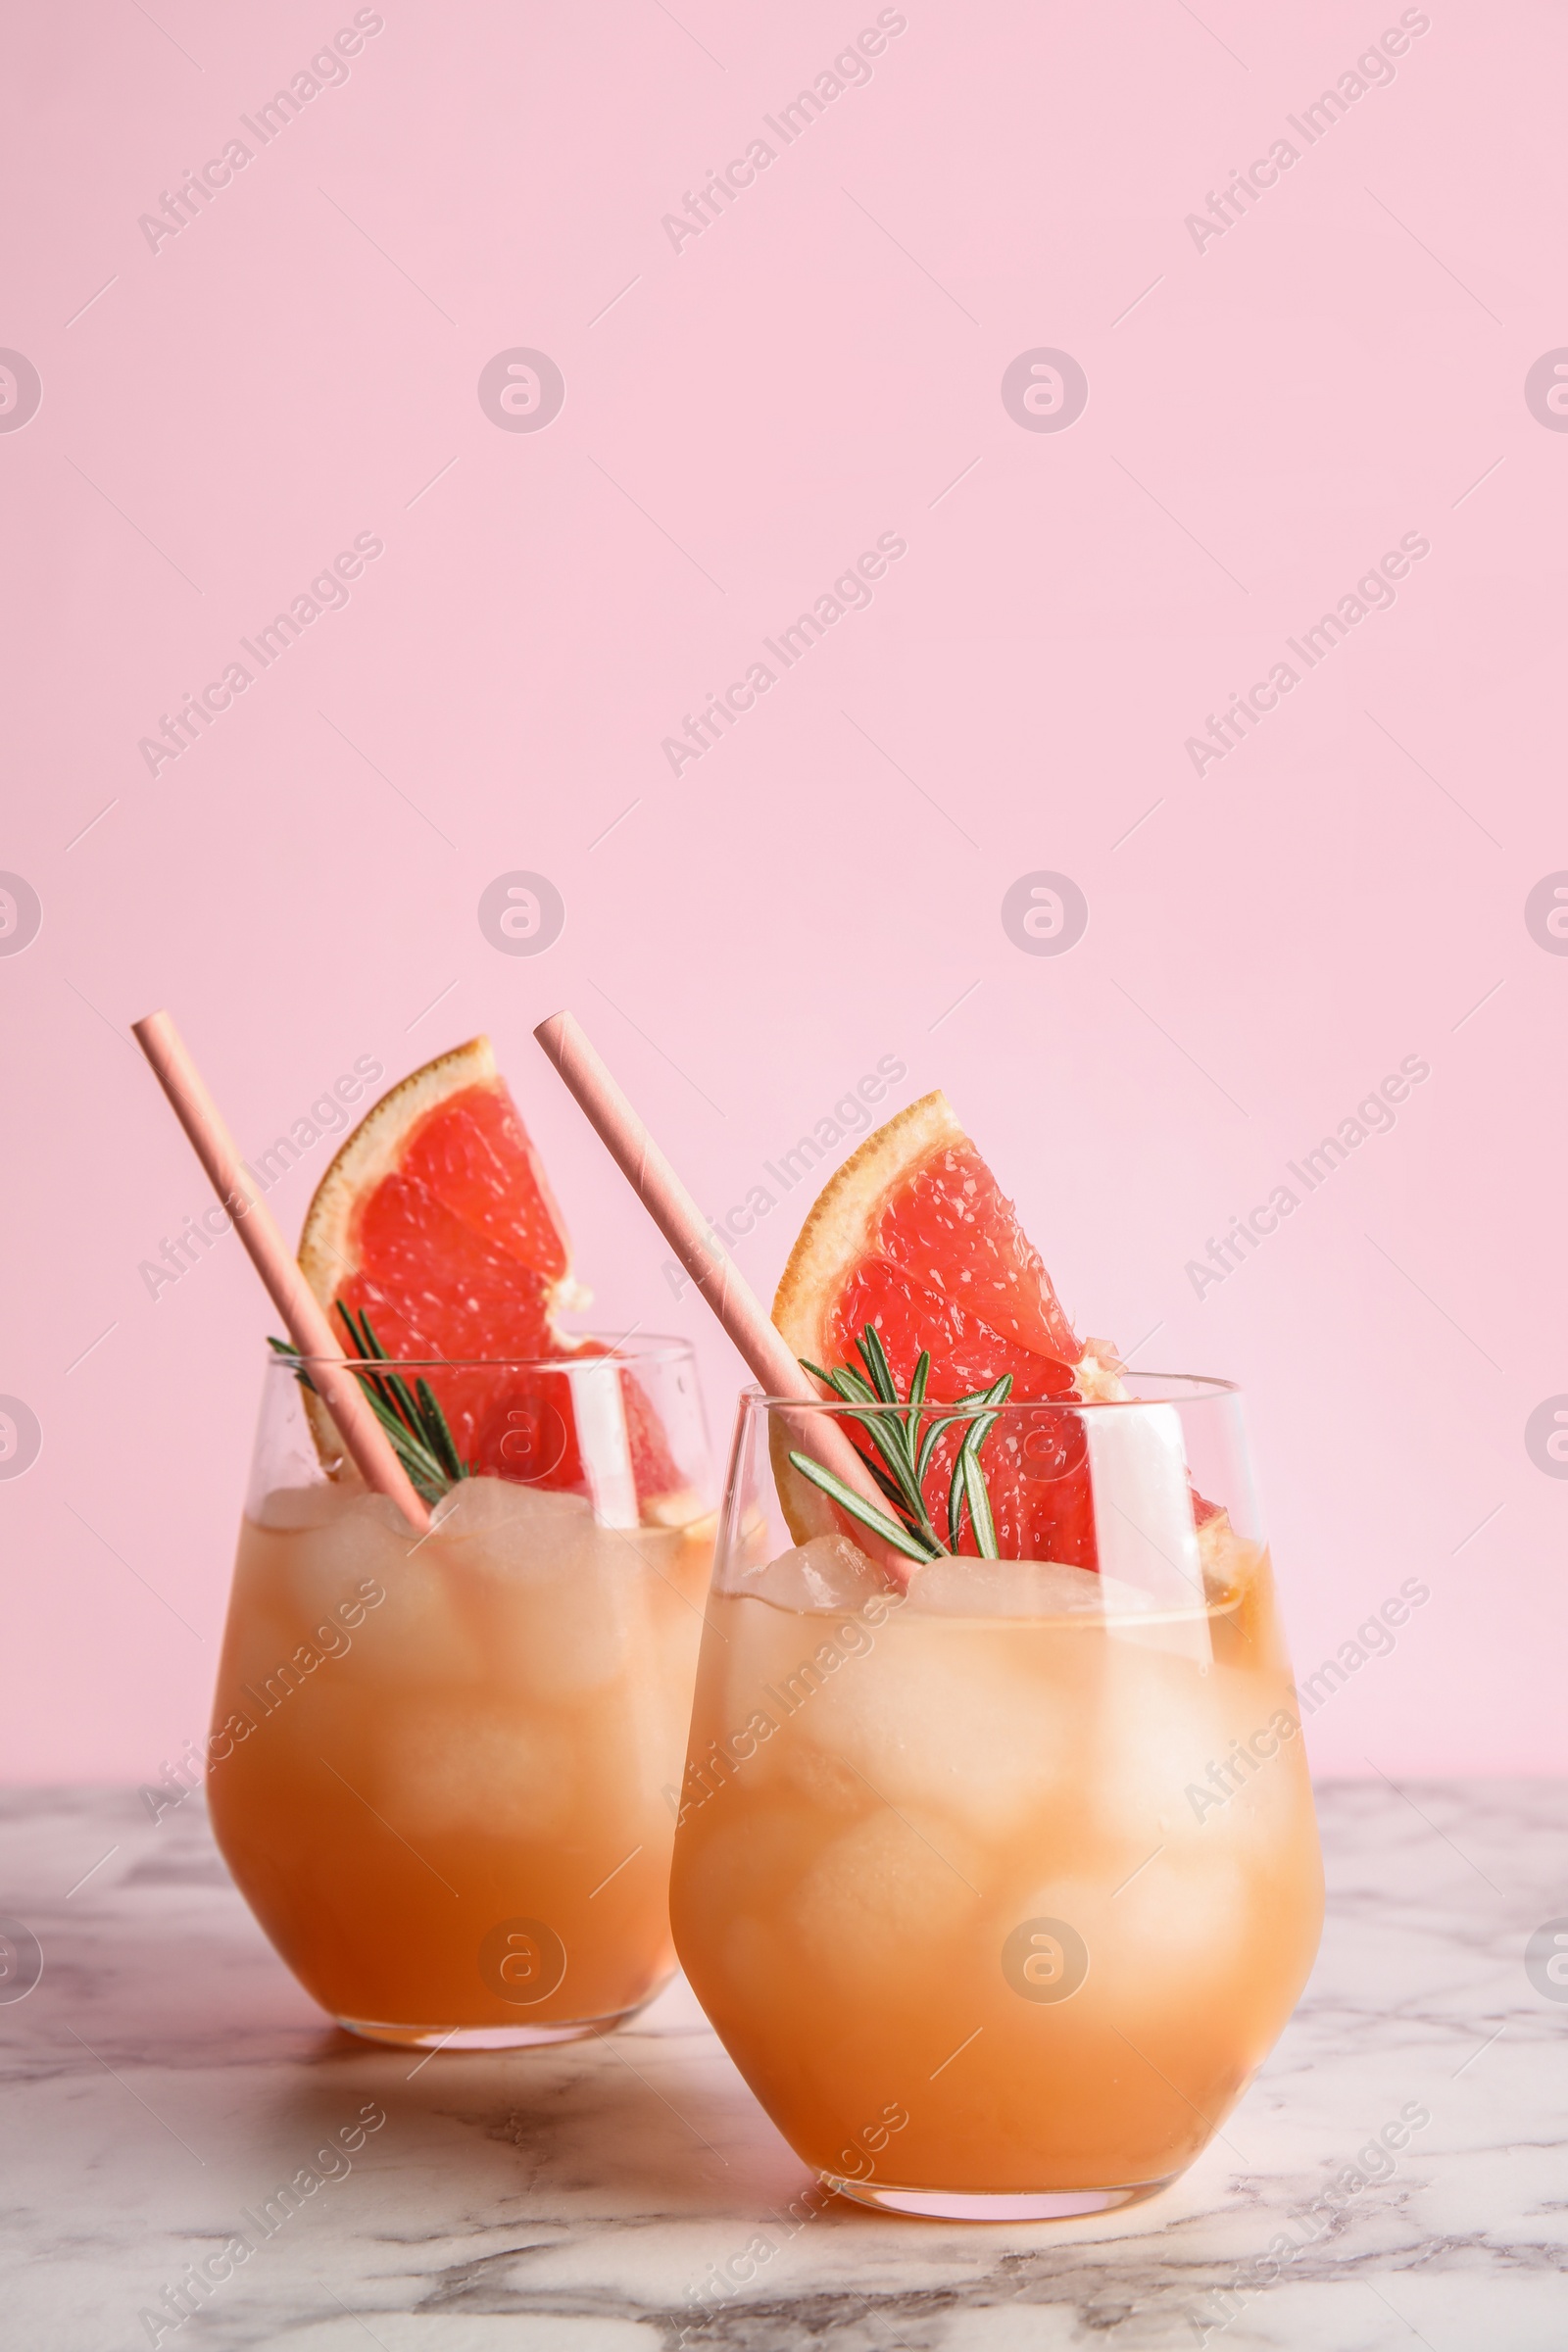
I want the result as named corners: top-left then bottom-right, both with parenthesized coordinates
top-left (715, 1912), bottom-right (798, 2015)
top-left (673, 1802), bottom-right (814, 1924)
top-left (772, 1739), bottom-right (875, 1817)
top-left (1053, 1853), bottom-right (1252, 2014)
top-left (482, 1516), bottom-right (649, 1701)
top-left (250, 1487), bottom-right (481, 1684)
top-left (788, 1809), bottom-right (980, 1984)
top-left (438, 1487), bottom-right (703, 1703)
top-left (737, 1534), bottom-right (894, 1615)
top-left (272, 1489), bottom-right (431, 1630)
top-left (1082, 1638), bottom-right (1239, 1847)
top-left (906, 1555), bottom-right (1107, 1618)
top-left (252, 1478), bottom-right (370, 1534)
top-left (433, 1474), bottom-right (592, 1552)
top-left (372, 1697), bottom-right (576, 1839)
top-left (780, 1613), bottom-right (1083, 1842)
top-left (352, 1545), bottom-right (490, 1685)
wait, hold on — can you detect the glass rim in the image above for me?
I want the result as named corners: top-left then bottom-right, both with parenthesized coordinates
top-left (742, 1371), bottom-right (1241, 1413)
top-left (264, 1329), bottom-right (697, 1371)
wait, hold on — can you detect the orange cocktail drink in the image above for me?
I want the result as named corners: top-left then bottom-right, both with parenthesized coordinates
top-left (209, 1344), bottom-right (712, 2046)
top-left (671, 1384), bottom-right (1323, 2217)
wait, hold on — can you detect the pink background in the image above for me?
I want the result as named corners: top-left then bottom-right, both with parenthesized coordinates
top-left (1, 1), bottom-right (1562, 1783)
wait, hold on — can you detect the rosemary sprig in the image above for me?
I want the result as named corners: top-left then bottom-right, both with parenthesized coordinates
top-left (270, 1304), bottom-right (471, 1505)
top-left (789, 1325), bottom-right (1012, 1563)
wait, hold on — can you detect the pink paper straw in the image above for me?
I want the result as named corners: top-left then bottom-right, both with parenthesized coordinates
top-left (132, 1009), bottom-right (431, 1535)
top-left (533, 1008), bottom-right (907, 1584)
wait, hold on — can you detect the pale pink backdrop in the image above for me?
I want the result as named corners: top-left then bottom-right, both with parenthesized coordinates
top-left (1, 1), bottom-right (1562, 1783)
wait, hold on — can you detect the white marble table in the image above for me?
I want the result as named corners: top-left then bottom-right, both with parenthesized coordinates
top-left (2, 1783), bottom-right (1563, 2351)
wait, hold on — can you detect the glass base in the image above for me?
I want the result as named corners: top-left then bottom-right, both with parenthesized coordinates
top-left (336, 1999), bottom-right (652, 2051)
top-left (820, 2173), bottom-right (1179, 2221)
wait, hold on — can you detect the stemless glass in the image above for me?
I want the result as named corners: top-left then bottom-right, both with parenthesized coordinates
top-left (208, 1338), bottom-right (712, 2048)
top-left (669, 1377), bottom-right (1324, 2219)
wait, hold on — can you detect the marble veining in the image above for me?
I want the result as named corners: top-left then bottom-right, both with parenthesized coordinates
top-left (1, 1781), bottom-right (1564, 2350)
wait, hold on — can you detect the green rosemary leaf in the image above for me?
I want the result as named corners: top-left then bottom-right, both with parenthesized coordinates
top-left (354, 1373), bottom-right (443, 1466)
top-left (794, 1333), bottom-right (1013, 1566)
top-left (946, 1440), bottom-right (969, 1554)
top-left (940, 1375), bottom-right (1012, 1555)
top-left (955, 1379), bottom-right (1012, 1552)
top-left (838, 1422), bottom-right (915, 1498)
top-left (414, 1379), bottom-right (456, 1479)
top-left (271, 1314), bottom-right (472, 1502)
top-left (415, 1376), bottom-right (468, 1484)
top-left (841, 1405), bottom-right (939, 1545)
top-left (338, 1301), bottom-right (377, 1358)
top-left (915, 1411), bottom-right (959, 1487)
top-left (346, 1310), bottom-right (422, 1436)
top-left (961, 1443), bottom-right (1000, 1558)
top-left (862, 1455), bottom-right (910, 1511)
top-left (807, 1359), bottom-right (885, 1420)
top-left (357, 1320), bottom-right (435, 1445)
top-left (840, 1401), bottom-right (917, 1485)
top-left (335, 1307), bottom-right (414, 1436)
top-left (787, 1451), bottom-right (936, 1563)
top-left (856, 1324), bottom-right (900, 1405)
top-left (381, 1369), bottom-right (428, 1438)
top-left (362, 1393), bottom-right (449, 1500)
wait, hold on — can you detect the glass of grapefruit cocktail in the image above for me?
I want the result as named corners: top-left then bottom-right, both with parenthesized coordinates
top-left (666, 1085), bottom-right (1323, 2218)
top-left (671, 1379), bottom-right (1321, 2216)
top-left (198, 1035), bottom-right (715, 2047)
top-left (211, 1337), bottom-right (712, 2046)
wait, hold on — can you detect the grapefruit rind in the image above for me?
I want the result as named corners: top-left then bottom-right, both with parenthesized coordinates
top-left (766, 1089), bottom-right (1227, 1577)
top-left (300, 1030), bottom-right (583, 1342)
top-left (772, 1090), bottom-right (962, 1370)
top-left (295, 1035), bottom-right (580, 1479)
top-left (767, 1089), bottom-right (1133, 1555)
top-left (301, 1035), bottom-right (499, 1305)
top-left (291, 1039), bottom-right (698, 1521)
top-left (769, 1090), bottom-right (964, 1546)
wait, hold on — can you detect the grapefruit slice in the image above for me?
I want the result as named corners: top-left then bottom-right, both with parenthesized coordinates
top-left (298, 1038), bottom-right (679, 1505)
top-left (773, 1092), bottom-right (1144, 1569)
